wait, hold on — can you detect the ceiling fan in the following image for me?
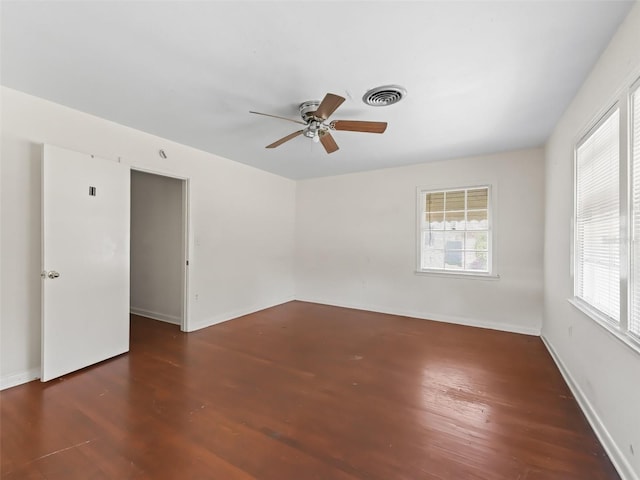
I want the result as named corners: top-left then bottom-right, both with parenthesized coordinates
top-left (250, 93), bottom-right (387, 154)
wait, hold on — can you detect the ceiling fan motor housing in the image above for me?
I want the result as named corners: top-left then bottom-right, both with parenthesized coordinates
top-left (299, 101), bottom-right (329, 139)
top-left (299, 100), bottom-right (321, 122)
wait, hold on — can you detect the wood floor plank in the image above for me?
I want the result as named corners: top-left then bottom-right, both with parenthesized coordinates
top-left (1, 301), bottom-right (619, 479)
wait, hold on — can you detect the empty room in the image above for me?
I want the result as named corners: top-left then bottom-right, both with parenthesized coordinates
top-left (1, 1), bottom-right (639, 479)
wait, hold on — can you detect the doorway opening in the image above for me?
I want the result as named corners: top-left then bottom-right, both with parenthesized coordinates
top-left (130, 169), bottom-right (189, 331)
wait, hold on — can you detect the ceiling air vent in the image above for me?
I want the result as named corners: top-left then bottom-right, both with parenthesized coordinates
top-left (362, 85), bottom-right (407, 106)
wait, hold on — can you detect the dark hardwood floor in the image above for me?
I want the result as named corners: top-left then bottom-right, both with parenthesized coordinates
top-left (1, 301), bottom-right (618, 479)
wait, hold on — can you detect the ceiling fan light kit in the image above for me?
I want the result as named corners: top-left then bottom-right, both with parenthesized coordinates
top-left (250, 92), bottom-right (388, 154)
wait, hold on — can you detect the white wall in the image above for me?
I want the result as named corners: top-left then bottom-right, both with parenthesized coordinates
top-left (295, 148), bottom-right (545, 335)
top-left (543, 3), bottom-right (640, 480)
top-left (0, 87), bottom-right (296, 388)
top-left (130, 170), bottom-right (184, 324)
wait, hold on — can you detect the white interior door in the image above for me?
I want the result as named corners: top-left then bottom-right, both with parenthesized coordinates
top-left (41, 144), bottom-right (130, 382)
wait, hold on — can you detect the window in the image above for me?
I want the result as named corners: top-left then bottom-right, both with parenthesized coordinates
top-left (630, 83), bottom-right (640, 338)
top-left (417, 186), bottom-right (491, 275)
top-left (572, 78), bottom-right (640, 349)
top-left (575, 108), bottom-right (620, 322)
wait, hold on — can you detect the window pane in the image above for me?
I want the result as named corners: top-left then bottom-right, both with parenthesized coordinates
top-left (467, 210), bottom-right (488, 230)
top-left (426, 192), bottom-right (444, 212)
top-left (444, 232), bottom-right (464, 269)
top-left (631, 85), bottom-right (640, 336)
top-left (426, 211), bottom-right (444, 230)
top-left (575, 109), bottom-right (620, 322)
top-left (444, 252), bottom-right (464, 270)
top-left (466, 232), bottom-right (488, 251)
top-left (465, 251), bottom-right (488, 272)
top-left (444, 210), bottom-right (465, 230)
top-left (424, 231), bottom-right (445, 249)
top-left (422, 248), bottom-right (444, 270)
top-left (468, 188), bottom-right (488, 209)
top-left (445, 231), bottom-right (464, 245)
top-left (445, 190), bottom-right (465, 211)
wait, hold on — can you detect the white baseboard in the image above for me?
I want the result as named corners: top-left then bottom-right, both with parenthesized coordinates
top-left (296, 297), bottom-right (541, 336)
top-left (541, 336), bottom-right (638, 480)
top-left (130, 307), bottom-right (181, 325)
top-left (187, 296), bottom-right (295, 332)
top-left (1, 367), bottom-right (40, 391)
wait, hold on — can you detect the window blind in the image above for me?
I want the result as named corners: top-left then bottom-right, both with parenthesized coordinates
top-left (575, 109), bottom-right (620, 322)
top-left (631, 86), bottom-right (640, 337)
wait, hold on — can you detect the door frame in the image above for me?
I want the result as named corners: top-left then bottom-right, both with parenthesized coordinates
top-left (130, 166), bottom-right (191, 332)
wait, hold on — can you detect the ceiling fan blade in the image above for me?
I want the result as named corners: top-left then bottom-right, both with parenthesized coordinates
top-left (331, 120), bottom-right (388, 134)
top-left (319, 131), bottom-right (339, 154)
top-left (266, 130), bottom-right (304, 149)
top-left (314, 93), bottom-right (346, 120)
top-left (250, 111), bottom-right (307, 126)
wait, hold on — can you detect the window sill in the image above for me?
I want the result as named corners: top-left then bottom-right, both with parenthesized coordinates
top-left (567, 298), bottom-right (640, 356)
top-left (414, 270), bottom-right (500, 281)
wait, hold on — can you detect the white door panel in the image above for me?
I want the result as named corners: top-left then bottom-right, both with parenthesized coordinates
top-left (42, 145), bottom-right (130, 382)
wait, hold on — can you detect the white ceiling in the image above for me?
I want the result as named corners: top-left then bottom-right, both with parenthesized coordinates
top-left (1, 1), bottom-right (634, 179)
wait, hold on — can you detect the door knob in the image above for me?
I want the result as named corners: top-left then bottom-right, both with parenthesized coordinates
top-left (47, 271), bottom-right (60, 279)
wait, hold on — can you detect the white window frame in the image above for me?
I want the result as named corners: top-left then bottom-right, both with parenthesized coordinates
top-left (572, 104), bottom-right (622, 326)
top-left (627, 76), bottom-right (640, 344)
top-left (415, 184), bottom-right (498, 279)
top-left (569, 74), bottom-right (640, 355)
